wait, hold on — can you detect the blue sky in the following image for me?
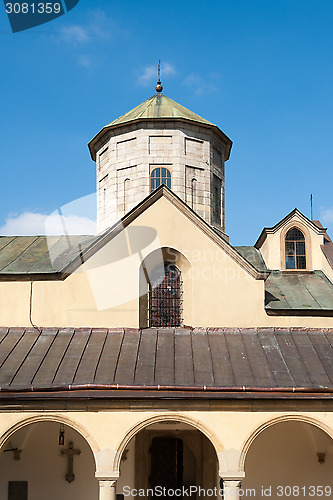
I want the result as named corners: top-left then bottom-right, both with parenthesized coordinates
top-left (0, 0), bottom-right (332, 245)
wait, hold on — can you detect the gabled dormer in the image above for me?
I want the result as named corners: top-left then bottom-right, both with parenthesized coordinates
top-left (255, 208), bottom-right (333, 282)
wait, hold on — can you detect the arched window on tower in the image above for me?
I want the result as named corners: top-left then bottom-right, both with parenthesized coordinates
top-left (212, 174), bottom-right (222, 225)
top-left (149, 263), bottom-right (183, 327)
top-left (150, 167), bottom-right (171, 192)
top-left (191, 178), bottom-right (197, 209)
top-left (124, 178), bottom-right (130, 214)
top-left (285, 227), bottom-right (306, 269)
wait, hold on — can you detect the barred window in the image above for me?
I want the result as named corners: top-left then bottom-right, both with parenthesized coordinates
top-left (149, 264), bottom-right (183, 327)
top-left (150, 167), bottom-right (171, 192)
top-left (285, 227), bottom-right (306, 269)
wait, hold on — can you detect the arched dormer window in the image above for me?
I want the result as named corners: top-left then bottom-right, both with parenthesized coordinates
top-left (149, 263), bottom-right (183, 327)
top-left (150, 167), bottom-right (171, 192)
top-left (285, 227), bottom-right (306, 269)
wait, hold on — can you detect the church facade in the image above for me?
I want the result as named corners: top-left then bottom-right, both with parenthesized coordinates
top-left (1, 82), bottom-right (333, 500)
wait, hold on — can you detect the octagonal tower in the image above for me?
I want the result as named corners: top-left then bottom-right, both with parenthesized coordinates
top-left (88, 85), bottom-right (232, 236)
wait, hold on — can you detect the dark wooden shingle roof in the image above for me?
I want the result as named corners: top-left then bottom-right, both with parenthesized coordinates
top-left (0, 328), bottom-right (333, 398)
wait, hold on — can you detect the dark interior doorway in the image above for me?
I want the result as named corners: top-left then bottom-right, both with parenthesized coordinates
top-left (150, 437), bottom-right (183, 498)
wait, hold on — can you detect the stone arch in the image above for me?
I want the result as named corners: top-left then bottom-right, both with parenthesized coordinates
top-left (0, 414), bottom-right (100, 499)
top-left (240, 414), bottom-right (333, 472)
top-left (113, 413), bottom-right (223, 472)
top-left (0, 414), bottom-right (99, 469)
top-left (139, 246), bottom-right (192, 328)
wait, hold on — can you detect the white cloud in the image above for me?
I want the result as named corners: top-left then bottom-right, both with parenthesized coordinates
top-left (0, 212), bottom-right (96, 236)
top-left (138, 63), bottom-right (176, 86)
top-left (57, 10), bottom-right (117, 46)
top-left (59, 25), bottom-right (90, 44)
top-left (182, 73), bottom-right (218, 95)
top-left (78, 55), bottom-right (92, 68)
top-left (320, 207), bottom-right (333, 238)
top-left (86, 9), bottom-right (114, 40)
top-left (55, 10), bottom-right (129, 69)
top-left (320, 208), bottom-right (333, 225)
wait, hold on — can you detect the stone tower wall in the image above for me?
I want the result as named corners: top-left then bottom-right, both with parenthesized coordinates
top-left (95, 121), bottom-right (227, 234)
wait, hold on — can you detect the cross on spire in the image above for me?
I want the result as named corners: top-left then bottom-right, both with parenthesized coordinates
top-left (156, 60), bottom-right (163, 93)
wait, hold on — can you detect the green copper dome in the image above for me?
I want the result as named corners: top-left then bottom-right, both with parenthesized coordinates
top-left (106, 93), bottom-right (215, 127)
top-left (88, 93), bottom-right (232, 161)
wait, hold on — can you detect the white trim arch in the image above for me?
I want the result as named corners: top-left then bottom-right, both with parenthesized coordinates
top-left (113, 413), bottom-right (223, 472)
top-left (0, 414), bottom-right (99, 469)
top-left (240, 414), bottom-right (333, 472)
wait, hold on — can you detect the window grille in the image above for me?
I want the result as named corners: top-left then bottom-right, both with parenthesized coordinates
top-left (285, 227), bottom-right (306, 269)
top-left (149, 264), bottom-right (183, 327)
top-left (150, 167), bottom-right (171, 192)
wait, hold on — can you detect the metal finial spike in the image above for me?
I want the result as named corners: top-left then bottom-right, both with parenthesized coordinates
top-left (156, 60), bottom-right (163, 93)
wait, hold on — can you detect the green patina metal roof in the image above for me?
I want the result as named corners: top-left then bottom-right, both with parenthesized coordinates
top-left (265, 271), bottom-right (333, 313)
top-left (107, 93), bottom-right (215, 127)
top-left (235, 246), bottom-right (267, 272)
top-left (0, 235), bottom-right (97, 277)
top-left (88, 93), bottom-right (233, 161)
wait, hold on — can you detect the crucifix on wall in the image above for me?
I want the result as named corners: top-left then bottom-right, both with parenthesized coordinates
top-left (61, 441), bottom-right (81, 483)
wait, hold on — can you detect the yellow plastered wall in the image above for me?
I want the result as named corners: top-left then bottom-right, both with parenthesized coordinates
top-left (1, 198), bottom-right (333, 328)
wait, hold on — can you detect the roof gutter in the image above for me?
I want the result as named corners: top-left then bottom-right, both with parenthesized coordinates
top-left (1, 384), bottom-right (333, 394)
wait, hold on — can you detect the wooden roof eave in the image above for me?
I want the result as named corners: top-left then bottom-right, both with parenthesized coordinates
top-left (265, 308), bottom-right (333, 317)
